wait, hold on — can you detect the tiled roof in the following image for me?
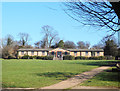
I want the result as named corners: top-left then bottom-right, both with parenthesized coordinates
top-left (67, 49), bottom-right (104, 52)
top-left (18, 48), bottom-right (51, 51)
top-left (49, 48), bottom-right (70, 52)
top-left (18, 48), bottom-right (104, 52)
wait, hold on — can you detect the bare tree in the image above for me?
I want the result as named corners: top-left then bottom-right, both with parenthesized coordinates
top-left (1, 35), bottom-right (19, 58)
top-left (2, 46), bottom-right (12, 58)
top-left (101, 35), bottom-right (117, 46)
top-left (34, 39), bottom-right (46, 48)
top-left (1, 35), bottom-right (14, 47)
top-left (91, 43), bottom-right (103, 49)
top-left (34, 41), bottom-right (41, 48)
top-left (91, 35), bottom-right (117, 49)
top-left (77, 41), bottom-right (90, 49)
top-left (41, 25), bottom-right (59, 48)
top-left (63, 0), bottom-right (120, 35)
top-left (1, 34), bottom-right (32, 58)
top-left (18, 33), bottom-right (30, 46)
top-left (64, 41), bottom-right (76, 48)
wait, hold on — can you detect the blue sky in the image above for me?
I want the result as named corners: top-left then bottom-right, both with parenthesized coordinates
top-left (2, 2), bottom-right (118, 47)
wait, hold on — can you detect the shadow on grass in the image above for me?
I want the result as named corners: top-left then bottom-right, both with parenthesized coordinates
top-left (83, 69), bottom-right (120, 88)
top-left (2, 82), bottom-right (17, 88)
top-left (92, 69), bottom-right (120, 82)
top-left (69, 60), bottom-right (120, 67)
top-left (35, 72), bottom-right (78, 80)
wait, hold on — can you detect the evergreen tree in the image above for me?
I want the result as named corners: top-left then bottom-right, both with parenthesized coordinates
top-left (6, 35), bottom-right (13, 46)
top-left (58, 40), bottom-right (64, 48)
top-left (104, 39), bottom-right (118, 57)
top-left (118, 48), bottom-right (120, 57)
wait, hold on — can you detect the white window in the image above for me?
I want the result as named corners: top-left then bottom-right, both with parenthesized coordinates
top-left (42, 51), bottom-right (45, 56)
top-left (86, 52), bottom-right (88, 56)
top-left (65, 52), bottom-right (68, 55)
top-left (31, 51), bottom-right (34, 55)
top-left (97, 52), bottom-right (99, 56)
top-left (21, 51), bottom-right (24, 55)
top-left (74, 51), bottom-right (77, 56)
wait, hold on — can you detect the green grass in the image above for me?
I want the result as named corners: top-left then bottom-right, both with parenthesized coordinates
top-left (2, 59), bottom-right (118, 88)
top-left (80, 68), bottom-right (120, 88)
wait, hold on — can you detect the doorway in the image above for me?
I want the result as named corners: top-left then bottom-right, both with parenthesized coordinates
top-left (57, 51), bottom-right (62, 58)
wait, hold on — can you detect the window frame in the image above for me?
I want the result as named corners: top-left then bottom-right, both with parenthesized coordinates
top-left (74, 51), bottom-right (77, 56)
top-left (65, 52), bottom-right (68, 55)
top-left (85, 51), bottom-right (88, 56)
top-left (31, 51), bottom-right (34, 55)
top-left (21, 51), bottom-right (24, 55)
top-left (42, 51), bottom-right (45, 56)
top-left (97, 52), bottom-right (100, 56)
top-left (91, 51), bottom-right (95, 56)
top-left (51, 51), bottom-right (54, 55)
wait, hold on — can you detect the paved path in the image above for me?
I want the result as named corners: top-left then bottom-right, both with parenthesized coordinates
top-left (41, 66), bottom-right (110, 89)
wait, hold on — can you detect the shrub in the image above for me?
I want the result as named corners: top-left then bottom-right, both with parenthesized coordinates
top-left (29, 56), bottom-right (33, 59)
top-left (21, 55), bottom-right (29, 59)
top-left (98, 56), bottom-right (106, 60)
top-left (44, 56), bottom-right (54, 60)
top-left (36, 56), bottom-right (44, 59)
top-left (8, 55), bottom-right (16, 59)
top-left (89, 57), bottom-right (99, 60)
top-left (115, 56), bottom-right (120, 60)
top-left (80, 56), bottom-right (89, 60)
top-left (89, 56), bottom-right (106, 60)
top-left (63, 55), bottom-right (75, 60)
top-left (75, 56), bottom-right (106, 60)
top-left (75, 56), bottom-right (89, 60)
top-left (18, 56), bottom-right (21, 59)
top-left (105, 56), bottom-right (115, 60)
top-left (32, 56), bottom-right (37, 59)
top-left (36, 56), bottom-right (54, 60)
top-left (75, 56), bottom-right (81, 60)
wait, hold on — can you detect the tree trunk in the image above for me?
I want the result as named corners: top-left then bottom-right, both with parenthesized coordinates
top-left (110, 2), bottom-right (120, 19)
top-left (118, 19), bottom-right (120, 47)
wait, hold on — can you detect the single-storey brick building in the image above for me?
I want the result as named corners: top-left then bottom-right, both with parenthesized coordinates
top-left (18, 48), bottom-right (104, 59)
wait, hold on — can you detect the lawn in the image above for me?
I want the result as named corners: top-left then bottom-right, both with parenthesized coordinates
top-left (80, 67), bottom-right (120, 88)
top-left (2, 59), bottom-right (118, 88)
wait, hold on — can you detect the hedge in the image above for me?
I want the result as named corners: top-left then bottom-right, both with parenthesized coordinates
top-left (5, 55), bottom-right (115, 60)
top-left (8, 55), bottom-right (16, 59)
top-left (44, 56), bottom-right (54, 60)
top-left (63, 55), bottom-right (75, 60)
top-left (21, 55), bottom-right (54, 60)
top-left (75, 56), bottom-right (115, 60)
top-left (105, 56), bottom-right (115, 60)
top-left (115, 56), bottom-right (120, 60)
top-left (89, 56), bottom-right (106, 60)
top-left (75, 56), bottom-right (89, 60)
top-left (21, 55), bottom-right (29, 59)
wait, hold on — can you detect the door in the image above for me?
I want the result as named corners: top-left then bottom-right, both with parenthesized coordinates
top-left (91, 52), bottom-right (95, 56)
top-left (57, 51), bottom-right (62, 58)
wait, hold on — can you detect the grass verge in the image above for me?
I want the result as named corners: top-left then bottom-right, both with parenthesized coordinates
top-left (80, 67), bottom-right (120, 88)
